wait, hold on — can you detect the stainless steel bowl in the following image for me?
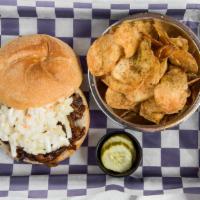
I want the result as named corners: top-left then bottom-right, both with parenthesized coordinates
top-left (88, 12), bottom-right (200, 132)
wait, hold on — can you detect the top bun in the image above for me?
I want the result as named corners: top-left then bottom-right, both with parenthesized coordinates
top-left (0, 34), bottom-right (82, 109)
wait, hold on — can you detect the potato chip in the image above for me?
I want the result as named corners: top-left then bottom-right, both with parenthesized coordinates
top-left (113, 22), bottom-right (141, 58)
top-left (132, 20), bottom-right (152, 34)
top-left (169, 49), bottom-right (198, 73)
top-left (153, 20), bottom-right (171, 44)
top-left (105, 88), bottom-right (136, 110)
top-left (111, 39), bottom-right (157, 86)
top-left (111, 57), bottom-right (143, 87)
top-left (87, 34), bottom-right (122, 76)
top-left (102, 75), bottom-right (136, 94)
top-left (154, 68), bottom-right (189, 114)
top-left (140, 98), bottom-right (165, 124)
top-left (126, 85), bottom-right (154, 104)
top-left (155, 45), bottom-right (175, 60)
top-left (169, 36), bottom-right (189, 51)
top-left (143, 33), bottom-right (163, 47)
top-left (126, 58), bottom-right (167, 103)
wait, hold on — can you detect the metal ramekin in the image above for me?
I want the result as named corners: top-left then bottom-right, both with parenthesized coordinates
top-left (88, 12), bottom-right (200, 132)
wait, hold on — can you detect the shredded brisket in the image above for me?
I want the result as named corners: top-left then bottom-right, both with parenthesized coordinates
top-left (2, 93), bottom-right (86, 166)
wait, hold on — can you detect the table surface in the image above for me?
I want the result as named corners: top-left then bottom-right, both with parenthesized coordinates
top-left (0, 1), bottom-right (200, 199)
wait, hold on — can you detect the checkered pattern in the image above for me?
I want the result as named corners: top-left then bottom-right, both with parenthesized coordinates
top-left (0, 1), bottom-right (200, 198)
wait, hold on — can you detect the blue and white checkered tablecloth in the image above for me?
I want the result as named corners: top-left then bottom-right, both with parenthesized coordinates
top-left (0, 0), bottom-right (200, 199)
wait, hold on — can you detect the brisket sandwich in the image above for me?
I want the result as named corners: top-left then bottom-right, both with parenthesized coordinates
top-left (0, 34), bottom-right (90, 166)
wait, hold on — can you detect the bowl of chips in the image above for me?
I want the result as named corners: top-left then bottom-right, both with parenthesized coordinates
top-left (87, 12), bottom-right (200, 132)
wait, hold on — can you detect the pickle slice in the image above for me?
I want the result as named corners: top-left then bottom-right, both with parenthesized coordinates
top-left (102, 134), bottom-right (135, 155)
top-left (101, 144), bottom-right (133, 173)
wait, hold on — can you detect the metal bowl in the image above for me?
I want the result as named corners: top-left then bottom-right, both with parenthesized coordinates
top-left (88, 12), bottom-right (200, 132)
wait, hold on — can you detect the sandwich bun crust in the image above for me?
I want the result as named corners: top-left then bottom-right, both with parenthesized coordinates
top-left (0, 89), bottom-right (90, 166)
top-left (0, 34), bottom-right (83, 109)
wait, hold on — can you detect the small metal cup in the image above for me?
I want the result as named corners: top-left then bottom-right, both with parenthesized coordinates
top-left (88, 12), bottom-right (200, 132)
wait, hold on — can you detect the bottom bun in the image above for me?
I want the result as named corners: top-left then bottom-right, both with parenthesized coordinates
top-left (0, 89), bottom-right (90, 166)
